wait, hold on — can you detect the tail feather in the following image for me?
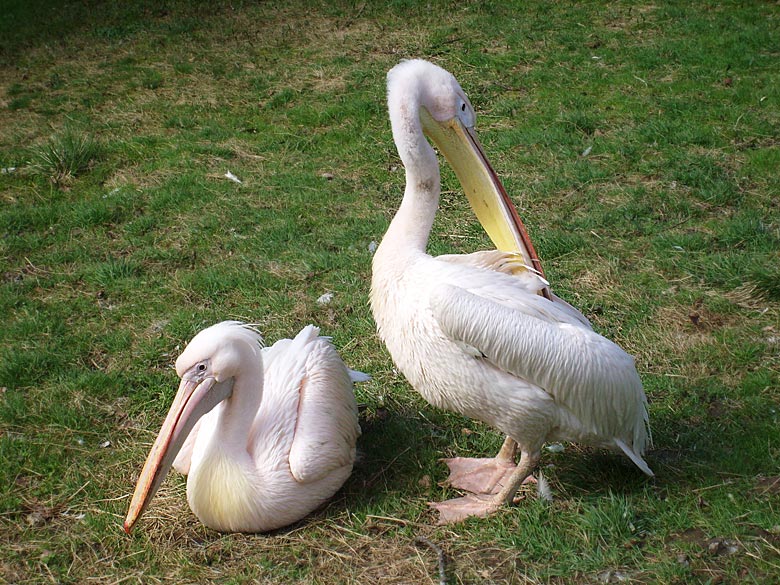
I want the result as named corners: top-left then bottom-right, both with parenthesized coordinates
top-left (615, 438), bottom-right (654, 477)
top-left (348, 369), bottom-right (371, 384)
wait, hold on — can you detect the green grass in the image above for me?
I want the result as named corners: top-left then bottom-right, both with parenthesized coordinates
top-left (27, 127), bottom-right (102, 187)
top-left (1, 0), bottom-right (779, 583)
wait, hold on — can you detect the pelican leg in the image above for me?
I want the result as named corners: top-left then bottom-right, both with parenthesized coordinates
top-left (496, 436), bottom-right (518, 461)
top-left (492, 449), bottom-right (539, 507)
top-left (430, 449), bottom-right (539, 525)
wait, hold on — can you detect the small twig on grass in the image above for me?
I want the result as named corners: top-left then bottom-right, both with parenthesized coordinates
top-left (64, 480), bottom-right (91, 504)
top-left (741, 535), bottom-right (780, 573)
top-left (691, 479), bottom-right (735, 493)
top-left (366, 513), bottom-right (444, 528)
top-left (414, 536), bottom-right (448, 585)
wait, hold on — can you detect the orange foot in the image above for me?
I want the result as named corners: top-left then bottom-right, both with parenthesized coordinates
top-left (429, 494), bottom-right (501, 524)
top-left (441, 457), bottom-right (535, 495)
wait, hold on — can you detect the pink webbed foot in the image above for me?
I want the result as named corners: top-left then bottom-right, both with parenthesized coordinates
top-left (431, 450), bottom-right (542, 524)
top-left (429, 494), bottom-right (502, 525)
top-left (441, 457), bottom-right (535, 495)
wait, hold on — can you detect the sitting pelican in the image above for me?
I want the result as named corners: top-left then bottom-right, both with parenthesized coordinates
top-left (370, 59), bottom-right (652, 524)
top-left (124, 322), bottom-right (365, 533)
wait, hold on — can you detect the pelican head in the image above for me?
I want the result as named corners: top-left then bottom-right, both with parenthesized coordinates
top-left (387, 59), bottom-right (543, 274)
top-left (123, 322), bottom-right (262, 533)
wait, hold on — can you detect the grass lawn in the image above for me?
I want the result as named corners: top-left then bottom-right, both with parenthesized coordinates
top-left (1, 0), bottom-right (778, 582)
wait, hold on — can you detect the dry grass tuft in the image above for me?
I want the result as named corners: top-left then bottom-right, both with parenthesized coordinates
top-left (724, 284), bottom-right (777, 313)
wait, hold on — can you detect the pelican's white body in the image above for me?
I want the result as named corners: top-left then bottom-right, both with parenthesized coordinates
top-left (172, 323), bottom-right (362, 532)
top-left (371, 60), bottom-right (651, 476)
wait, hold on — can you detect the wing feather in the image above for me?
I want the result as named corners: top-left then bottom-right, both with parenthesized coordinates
top-left (437, 250), bottom-right (543, 279)
top-left (430, 284), bottom-right (651, 462)
top-left (438, 251), bottom-right (591, 328)
top-left (264, 326), bottom-right (361, 484)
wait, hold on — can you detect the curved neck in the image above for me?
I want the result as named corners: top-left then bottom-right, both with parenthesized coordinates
top-left (384, 80), bottom-right (441, 252)
top-left (186, 359), bottom-right (267, 532)
top-left (213, 355), bottom-right (263, 454)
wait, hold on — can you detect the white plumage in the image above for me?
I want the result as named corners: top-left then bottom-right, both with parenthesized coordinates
top-left (371, 59), bottom-right (651, 523)
top-left (125, 321), bottom-right (363, 533)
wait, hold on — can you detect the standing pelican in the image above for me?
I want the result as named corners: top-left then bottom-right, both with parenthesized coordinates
top-left (124, 321), bottom-right (364, 533)
top-left (371, 59), bottom-right (652, 524)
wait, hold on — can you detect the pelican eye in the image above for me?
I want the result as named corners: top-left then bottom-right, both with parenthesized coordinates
top-left (461, 102), bottom-right (466, 111)
top-left (196, 363), bottom-right (207, 373)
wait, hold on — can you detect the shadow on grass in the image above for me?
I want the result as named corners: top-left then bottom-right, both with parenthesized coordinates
top-left (551, 404), bottom-right (777, 503)
top-left (349, 403), bottom-right (659, 510)
top-left (353, 393), bottom-right (779, 506)
top-left (348, 406), bottom-right (448, 503)
top-left (648, 406), bottom-right (777, 481)
top-left (1, 0), bottom-right (220, 64)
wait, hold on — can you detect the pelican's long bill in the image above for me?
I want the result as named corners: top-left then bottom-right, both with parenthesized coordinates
top-left (420, 108), bottom-right (546, 279)
top-left (123, 376), bottom-right (234, 533)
